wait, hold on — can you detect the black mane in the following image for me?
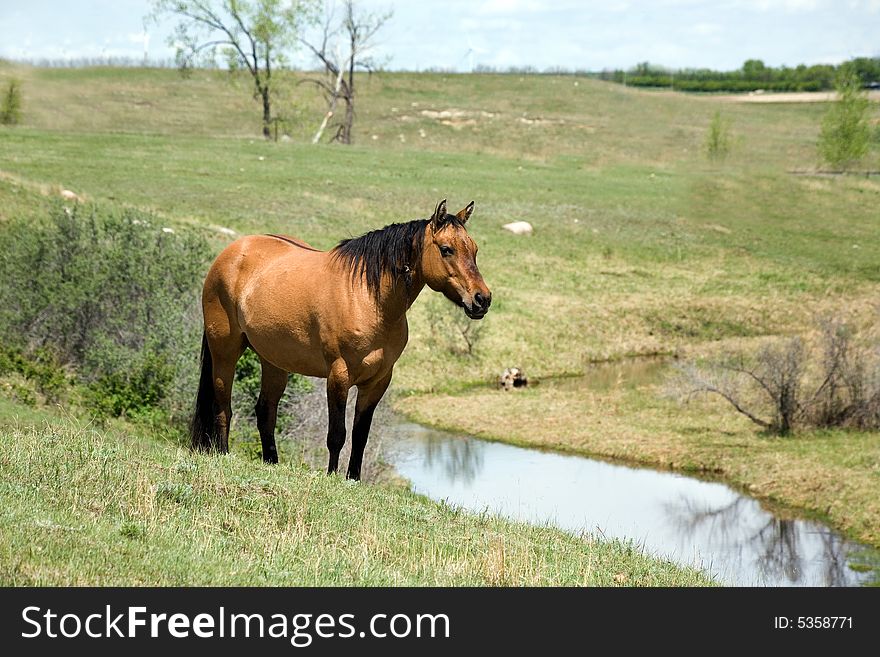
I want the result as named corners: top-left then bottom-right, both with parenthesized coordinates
top-left (331, 216), bottom-right (463, 298)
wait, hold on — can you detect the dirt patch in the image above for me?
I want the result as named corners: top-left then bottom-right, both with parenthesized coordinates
top-left (418, 109), bottom-right (496, 129)
top-left (715, 90), bottom-right (880, 104)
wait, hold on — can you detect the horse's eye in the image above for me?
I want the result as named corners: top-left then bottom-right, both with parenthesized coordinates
top-left (439, 245), bottom-right (454, 257)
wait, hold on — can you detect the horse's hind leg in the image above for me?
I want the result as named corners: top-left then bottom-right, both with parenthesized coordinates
top-left (347, 371), bottom-right (393, 481)
top-left (255, 358), bottom-right (288, 464)
top-left (206, 333), bottom-right (246, 453)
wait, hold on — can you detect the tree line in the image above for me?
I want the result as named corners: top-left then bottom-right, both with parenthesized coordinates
top-left (599, 57), bottom-right (880, 93)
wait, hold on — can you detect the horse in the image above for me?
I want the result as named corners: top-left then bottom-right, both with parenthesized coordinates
top-left (190, 199), bottom-right (492, 480)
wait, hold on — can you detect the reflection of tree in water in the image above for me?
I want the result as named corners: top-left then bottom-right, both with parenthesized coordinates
top-left (420, 434), bottom-right (485, 484)
top-left (667, 496), bottom-right (862, 586)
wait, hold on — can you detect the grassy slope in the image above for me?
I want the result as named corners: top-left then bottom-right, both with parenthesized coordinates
top-left (0, 63), bottom-right (878, 548)
top-left (0, 399), bottom-right (709, 586)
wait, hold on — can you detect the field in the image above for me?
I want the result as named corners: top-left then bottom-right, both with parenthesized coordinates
top-left (1, 62), bottom-right (879, 574)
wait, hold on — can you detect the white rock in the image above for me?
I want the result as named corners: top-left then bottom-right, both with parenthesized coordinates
top-left (215, 226), bottom-right (237, 236)
top-left (162, 227), bottom-right (175, 234)
top-left (502, 221), bottom-right (533, 235)
top-left (60, 189), bottom-right (81, 202)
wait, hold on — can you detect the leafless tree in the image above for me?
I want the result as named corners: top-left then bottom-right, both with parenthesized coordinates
top-left (673, 337), bottom-right (805, 435)
top-left (301, 1), bottom-right (392, 144)
top-left (671, 319), bottom-right (880, 435)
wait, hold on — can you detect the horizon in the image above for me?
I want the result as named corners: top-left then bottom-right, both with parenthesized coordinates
top-left (1, 1), bottom-right (879, 74)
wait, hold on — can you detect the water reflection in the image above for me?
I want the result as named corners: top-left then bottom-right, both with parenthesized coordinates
top-left (547, 358), bottom-right (668, 392)
top-left (418, 431), bottom-right (484, 484)
top-left (387, 423), bottom-right (876, 587)
top-left (666, 496), bottom-right (862, 586)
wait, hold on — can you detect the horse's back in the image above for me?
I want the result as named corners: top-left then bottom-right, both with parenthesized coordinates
top-left (204, 234), bottom-right (315, 302)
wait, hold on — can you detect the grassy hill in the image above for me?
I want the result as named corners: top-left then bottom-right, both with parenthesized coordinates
top-left (2, 66), bottom-right (878, 386)
top-left (0, 398), bottom-right (710, 585)
top-left (0, 61), bottom-right (879, 564)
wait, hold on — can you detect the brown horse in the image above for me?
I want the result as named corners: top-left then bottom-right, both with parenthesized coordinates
top-left (190, 199), bottom-right (491, 480)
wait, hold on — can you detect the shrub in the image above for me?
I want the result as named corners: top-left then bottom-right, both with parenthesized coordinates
top-left (0, 344), bottom-right (67, 402)
top-left (425, 296), bottom-right (486, 356)
top-left (818, 68), bottom-right (871, 170)
top-left (672, 319), bottom-right (880, 435)
top-left (0, 79), bottom-right (22, 125)
top-left (705, 110), bottom-right (732, 161)
top-left (0, 202), bottom-right (210, 418)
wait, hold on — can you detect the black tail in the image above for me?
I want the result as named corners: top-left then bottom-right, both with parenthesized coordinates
top-left (190, 332), bottom-right (219, 451)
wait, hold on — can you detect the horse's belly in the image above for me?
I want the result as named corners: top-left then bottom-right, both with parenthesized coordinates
top-left (247, 331), bottom-right (329, 378)
top-left (239, 301), bottom-right (330, 377)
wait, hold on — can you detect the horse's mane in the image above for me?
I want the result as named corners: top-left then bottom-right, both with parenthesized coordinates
top-left (331, 216), bottom-right (463, 298)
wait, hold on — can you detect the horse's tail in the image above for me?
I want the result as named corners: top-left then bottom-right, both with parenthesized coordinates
top-left (190, 332), bottom-right (218, 451)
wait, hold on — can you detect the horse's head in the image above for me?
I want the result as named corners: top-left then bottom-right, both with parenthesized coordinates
top-left (420, 199), bottom-right (492, 319)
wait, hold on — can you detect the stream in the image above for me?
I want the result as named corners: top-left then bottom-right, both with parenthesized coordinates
top-left (384, 361), bottom-right (877, 586)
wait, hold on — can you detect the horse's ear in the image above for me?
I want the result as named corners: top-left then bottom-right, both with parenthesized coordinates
top-left (430, 199), bottom-right (447, 231)
top-left (456, 201), bottom-right (475, 223)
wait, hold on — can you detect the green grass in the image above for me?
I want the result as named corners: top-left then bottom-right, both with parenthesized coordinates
top-left (1, 78), bottom-right (878, 391)
top-left (0, 400), bottom-right (710, 586)
top-left (0, 62), bottom-right (878, 561)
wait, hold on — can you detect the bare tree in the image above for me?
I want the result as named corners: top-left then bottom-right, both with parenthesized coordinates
top-left (672, 338), bottom-right (806, 435)
top-left (671, 319), bottom-right (880, 435)
top-left (301, 1), bottom-right (392, 144)
top-left (149, 0), bottom-right (317, 139)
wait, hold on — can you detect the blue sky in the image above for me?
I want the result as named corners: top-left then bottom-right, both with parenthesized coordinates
top-left (1, 0), bottom-right (878, 71)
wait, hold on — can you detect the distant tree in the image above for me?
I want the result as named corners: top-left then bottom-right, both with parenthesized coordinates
top-left (0, 79), bottom-right (22, 125)
top-left (301, 0), bottom-right (391, 144)
top-left (741, 59), bottom-right (766, 80)
top-left (818, 68), bottom-right (871, 170)
top-left (148, 0), bottom-right (317, 139)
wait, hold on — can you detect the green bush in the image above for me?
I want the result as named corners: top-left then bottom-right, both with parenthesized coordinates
top-left (0, 344), bottom-right (67, 401)
top-left (0, 202), bottom-right (210, 418)
top-left (0, 79), bottom-right (22, 125)
top-left (818, 69), bottom-right (871, 170)
top-left (705, 110), bottom-right (732, 161)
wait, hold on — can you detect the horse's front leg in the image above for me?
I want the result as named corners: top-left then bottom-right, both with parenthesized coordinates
top-left (325, 361), bottom-right (351, 474)
top-left (347, 371), bottom-right (393, 481)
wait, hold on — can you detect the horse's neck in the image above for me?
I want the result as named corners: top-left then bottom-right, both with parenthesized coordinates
top-left (378, 273), bottom-right (425, 324)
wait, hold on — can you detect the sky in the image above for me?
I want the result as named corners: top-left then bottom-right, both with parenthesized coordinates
top-left (1, 0), bottom-right (878, 72)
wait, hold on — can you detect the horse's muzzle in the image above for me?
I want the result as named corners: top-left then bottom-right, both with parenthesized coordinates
top-left (465, 291), bottom-right (491, 319)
